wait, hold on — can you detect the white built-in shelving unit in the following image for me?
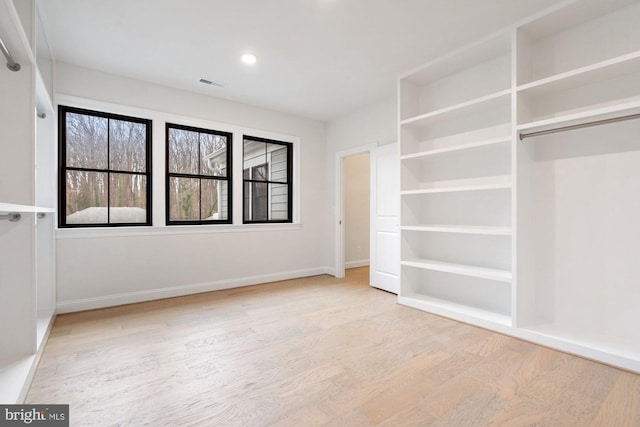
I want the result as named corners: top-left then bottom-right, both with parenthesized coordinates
top-left (399, 26), bottom-right (513, 330)
top-left (0, 0), bottom-right (56, 403)
top-left (399, 0), bottom-right (640, 373)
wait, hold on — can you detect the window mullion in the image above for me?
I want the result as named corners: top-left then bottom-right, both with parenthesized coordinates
top-left (198, 132), bottom-right (202, 220)
top-left (267, 152), bottom-right (272, 221)
top-left (107, 118), bottom-right (111, 225)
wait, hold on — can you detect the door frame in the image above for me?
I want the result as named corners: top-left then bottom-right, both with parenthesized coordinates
top-left (334, 144), bottom-right (377, 278)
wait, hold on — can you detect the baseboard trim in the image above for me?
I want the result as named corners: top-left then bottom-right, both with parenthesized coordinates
top-left (57, 267), bottom-right (332, 313)
top-left (346, 260), bottom-right (370, 269)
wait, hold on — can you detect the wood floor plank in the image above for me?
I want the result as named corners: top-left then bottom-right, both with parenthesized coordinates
top-left (589, 373), bottom-right (640, 427)
top-left (26, 268), bottom-right (640, 426)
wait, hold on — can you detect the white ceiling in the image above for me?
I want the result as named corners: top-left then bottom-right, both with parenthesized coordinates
top-left (37, 0), bottom-right (559, 122)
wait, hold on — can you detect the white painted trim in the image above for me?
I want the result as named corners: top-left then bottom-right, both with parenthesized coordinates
top-left (369, 147), bottom-right (377, 287)
top-left (56, 94), bottom-right (301, 146)
top-left (346, 260), bottom-right (370, 269)
top-left (56, 223), bottom-right (302, 239)
top-left (56, 267), bottom-right (331, 313)
top-left (322, 266), bottom-right (335, 276)
top-left (334, 144), bottom-right (377, 279)
top-left (56, 94), bottom-right (302, 227)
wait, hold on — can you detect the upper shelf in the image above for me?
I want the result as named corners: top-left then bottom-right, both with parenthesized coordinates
top-left (400, 136), bottom-right (511, 161)
top-left (519, 0), bottom-right (637, 41)
top-left (401, 175), bottom-right (511, 195)
top-left (518, 51), bottom-right (640, 98)
top-left (0, 202), bottom-right (55, 213)
top-left (400, 31), bottom-right (511, 86)
top-left (517, 99), bottom-right (640, 136)
top-left (400, 90), bottom-right (511, 129)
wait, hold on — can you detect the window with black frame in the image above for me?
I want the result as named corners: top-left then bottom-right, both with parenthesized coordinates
top-left (166, 123), bottom-right (232, 224)
top-left (58, 106), bottom-right (152, 227)
top-left (243, 136), bottom-right (292, 223)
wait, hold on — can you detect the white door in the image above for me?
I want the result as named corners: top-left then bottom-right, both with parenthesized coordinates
top-left (370, 143), bottom-right (400, 294)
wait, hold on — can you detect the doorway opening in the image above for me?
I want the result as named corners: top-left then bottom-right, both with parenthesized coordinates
top-left (335, 143), bottom-right (400, 293)
top-left (344, 152), bottom-right (371, 270)
top-left (334, 144), bottom-right (376, 279)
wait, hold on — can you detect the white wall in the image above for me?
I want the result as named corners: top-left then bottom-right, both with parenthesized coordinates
top-left (326, 96), bottom-right (397, 271)
top-left (326, 96), bottom-right (397, 155)
top-left (55, 62), bottom-right (331, 312)
top-left (344, 153), bottom-right (370, 267)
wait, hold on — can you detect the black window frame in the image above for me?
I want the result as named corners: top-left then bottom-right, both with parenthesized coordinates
top-left (58, 105), bottom-right (153, 228)
top-left (243, 135), bottom-right (293, 224)
top-left (165, 123), bottom-right (233, 225)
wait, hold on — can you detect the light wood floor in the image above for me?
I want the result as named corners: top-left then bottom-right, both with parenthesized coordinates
top-left (27, 268), bottom-right (640, 426)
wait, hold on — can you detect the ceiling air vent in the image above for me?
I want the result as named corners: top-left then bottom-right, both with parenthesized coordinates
top-left (199, 78), bottom-right (226, 88)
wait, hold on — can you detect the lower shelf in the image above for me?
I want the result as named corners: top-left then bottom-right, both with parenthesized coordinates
top-left (402, 258), bottom-right (512, 283)
top-left (398, 293), bottom-right (512, 329)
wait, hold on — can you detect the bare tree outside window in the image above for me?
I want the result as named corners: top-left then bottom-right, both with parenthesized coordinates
top-left (59, 106), bottom-right (152, 227)
top-left (166, 124), bottom-right (231, 225)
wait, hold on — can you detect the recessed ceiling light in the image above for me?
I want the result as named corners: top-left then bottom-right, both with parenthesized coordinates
top-left (241, 53), bottom-right (257, 65)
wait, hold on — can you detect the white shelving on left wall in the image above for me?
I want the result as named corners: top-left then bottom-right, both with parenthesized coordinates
top-left (0, 0), bottom-right (56, 404)
top-left (0, 203), bottom-right (55, 213)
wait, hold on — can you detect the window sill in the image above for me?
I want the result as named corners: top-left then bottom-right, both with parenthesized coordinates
top-left (56, 222), bottom-right (302, 239)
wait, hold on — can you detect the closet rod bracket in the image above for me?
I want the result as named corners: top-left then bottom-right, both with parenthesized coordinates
top-left (0, 213), bottom-right (21, 222)
top-left (0, 35), bottom-right (20, 72)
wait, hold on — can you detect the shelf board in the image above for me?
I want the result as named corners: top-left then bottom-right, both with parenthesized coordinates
top-left (0, 202), bottom-right (55, 214)
top-left (401, 224), bottom-right (512, 236)
top-left (401, 175), bottom-right (511, 195)
top-left (400, 89), bottom-right (511, 128)
top-left (398, 294), bottom-right (512, 328)
top-left (400, 136), bottom-right (511, 161)
top-left (518, 50), bottom-right (640, 97)
top-left (517, 98), bottom-right (640, 136)
top-left (402, 258), bottom-right (512, 283)
top-left (519, 0), bottom-right (635, 42)
top-left (400, 31), bottom-right (511, 86)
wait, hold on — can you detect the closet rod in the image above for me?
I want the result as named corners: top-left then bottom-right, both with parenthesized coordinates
top-left (519, 113), bottom-right (640, 141)
top-left (0, 213), bottom-right (21, 222)
top-left (0, 34), bottom-right (20, 71)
